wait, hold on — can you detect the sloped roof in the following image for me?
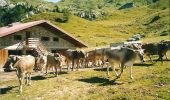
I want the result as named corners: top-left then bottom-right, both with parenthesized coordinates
top-left (0, 20), bottom-right (88, 47)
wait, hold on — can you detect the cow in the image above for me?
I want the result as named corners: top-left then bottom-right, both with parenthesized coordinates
top-left (103, 47), bottom-right (145, 79)
top-left (142, 43), bottom-right (169, 63)
top-left (85, 50), bottom-right (96, 67)
top-left (57, 50), bottom-right (73, 71)
top-left (8, 55), bottom-right (36, 94)
top-left (157, 43), bottom-right (169, 61)
top-left (34, 55), bottom-right (47, 74)
top-left (160, 40), bottom-right (170, 49)
top-left (72, 49), bottom-right (86, 71)
top-left (85, 48), bottom-right (106, 68)
top-left (160, 40), bottom-right (170, 58)
top-left (45, 53), bottom-right (62, 76)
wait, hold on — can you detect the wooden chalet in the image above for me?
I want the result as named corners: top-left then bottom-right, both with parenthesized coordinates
top-left (0, 20), bottom-right (88, 70)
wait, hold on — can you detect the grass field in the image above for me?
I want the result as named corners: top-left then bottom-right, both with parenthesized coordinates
top-left (0, 51), bottom-right (170, 100)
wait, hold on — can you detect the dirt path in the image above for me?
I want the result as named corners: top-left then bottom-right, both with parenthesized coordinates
top-left (0, 72), bottom-right (17, 83)
top-left (0, 67), bottom-right (97, 84)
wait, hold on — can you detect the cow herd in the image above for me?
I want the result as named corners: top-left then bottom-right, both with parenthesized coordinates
top-left (4, 40), bottom-right (170, 94)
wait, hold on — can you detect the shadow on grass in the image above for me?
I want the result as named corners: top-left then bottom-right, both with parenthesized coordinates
top-left (94, 68), bottom-right (114, 72)
top-left (45, 71), bottom-right (69, 79)
top-left (59, 71), bottom-right (68, 75)
top-left (78, 77), bottom-right (124, 86)
top-left (48, 71), bottom-right (68, 75)
top-left (133, 63), bottom-right (154, 67)
top-left (154, 59), bottom-right (170, 62)
top-left (31, 76), bottom-right (46, 80)
top-left (0, 86), bottom-right (17, 94)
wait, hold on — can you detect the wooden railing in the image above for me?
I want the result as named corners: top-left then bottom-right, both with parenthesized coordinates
top-left (15, 38), bottom-right (49, 56)
top-left (26, 38), bottom-right (39, 48)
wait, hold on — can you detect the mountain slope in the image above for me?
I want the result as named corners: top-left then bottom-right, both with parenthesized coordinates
top-left (24, 5), bottom-right (169, 46)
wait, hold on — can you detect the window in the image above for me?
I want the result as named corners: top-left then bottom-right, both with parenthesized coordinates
top-left (53, 37), bottom-right (59, 42)
top-left (14, 35), bottom-right (22, 40)
top-left (41, 37), bottom-right (50, 41)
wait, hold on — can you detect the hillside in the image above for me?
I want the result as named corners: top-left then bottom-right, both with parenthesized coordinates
top-left (24, 6), bottom-right (169, 46)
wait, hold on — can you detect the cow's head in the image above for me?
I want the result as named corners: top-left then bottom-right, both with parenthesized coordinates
top-left (9, 55), bottom-right (20, 68)
top-left (135, 49), bottom-right (145, 63)
top-left (34, 56), bottom-right (46, 72)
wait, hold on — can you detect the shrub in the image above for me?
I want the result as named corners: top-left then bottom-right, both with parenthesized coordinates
top-left (160, 31), bottom-right (168, 36)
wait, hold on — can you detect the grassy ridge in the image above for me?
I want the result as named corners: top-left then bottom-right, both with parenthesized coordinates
top-left (24, 6), bottom-right (169, 46)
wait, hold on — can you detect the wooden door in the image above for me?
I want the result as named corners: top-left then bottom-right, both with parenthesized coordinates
top-left (0, 49), bottom-right (8, 71)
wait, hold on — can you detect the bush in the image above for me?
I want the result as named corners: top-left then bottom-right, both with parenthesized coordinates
top-left (54, 9), bottom-right (70, 23)
top-left (160, 31), bottom-right (168, 36)
top-left (55, 18), bottom-right (67, 23)
top-left (63, 8), bottom-right (70, 22)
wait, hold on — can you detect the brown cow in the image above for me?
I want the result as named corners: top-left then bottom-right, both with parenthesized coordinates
top-left (9, 55), bottom-right (35, 94)
top-left (45, 53), bottom-right (62, 76)
top-left (57, 50), bottom-right (73, 71)
top-left (34, 55), bottom-right (47, 74)
top-left (71, 50), bottom-right (86, 71)
top-left (85, 48), bottom-right (105, 68)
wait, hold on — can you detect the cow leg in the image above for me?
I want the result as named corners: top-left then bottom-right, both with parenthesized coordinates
top-left (45, 64), bottom-right (48, 75)
top-left (149, 55), bottom-right (153, 63)
top-left (16, 70), bottom-right (19, 78)
top-left (85, 59), bottom-right (88, 68)
top-left (18, 73), bottom-right (24, 94)
top-left (157, 54), bottom-right (163, 63)
top-left (165, 54), bottom-right (168, 60)
top-left (117, 63), bottom-right (124, 78)
top-left (110, 62), bottom-right (118, 77)
top-left (25, 73), bottom-right (28, 85)
top-left (80, 59), bottom-right (83, 68)
top-left (28, 73), bottom-right (31, 86)
top-left (16, 70), bottom-right (22, 94)
top-left (41, 66), bottom-right (44, 75)
top-left (130, 66), bottom-right (133, 79)
top-left (67, 61), bottom-right (70, 72)
top-left (76, 60), bottom-right (79, 71)
top-left (60, 67), bottom-right (62, 72)
top-left (159, 56), bottom-right (163, 63)
top-left (19, 77), bottom-right (22, 94)
top-left (66, 60), bottom-right (68, 71)
top-left (55, 66), bottom-right (58, 77)
top-left (101, 60), bottom-right (105, 68)
top-left (72, 60), bottom-right (74, 71)
top-left (106, 62), bottom-right (110, 76)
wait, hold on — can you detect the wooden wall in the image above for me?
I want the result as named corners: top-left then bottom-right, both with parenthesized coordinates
top-left (0, 25), bottom-right (76, 51)
top-left (0, 49), bottom-right (8, 71)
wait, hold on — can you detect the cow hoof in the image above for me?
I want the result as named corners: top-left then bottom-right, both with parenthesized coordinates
top-left (116, 76), bottom-right (120, 79)
top-left (19, 91), bottom-right (22, 95)
top-left (55, 74), bottom-right (58, 77)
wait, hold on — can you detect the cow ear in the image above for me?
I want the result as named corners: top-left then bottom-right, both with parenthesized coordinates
top-left (132, 49), bottom-right (137, 52)
top-left (142, 49), bottom-right (145, 52)
top-left (16, 56), bottom-right (20, 61)
top-left (12, 56), bottom-right (17, 61)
